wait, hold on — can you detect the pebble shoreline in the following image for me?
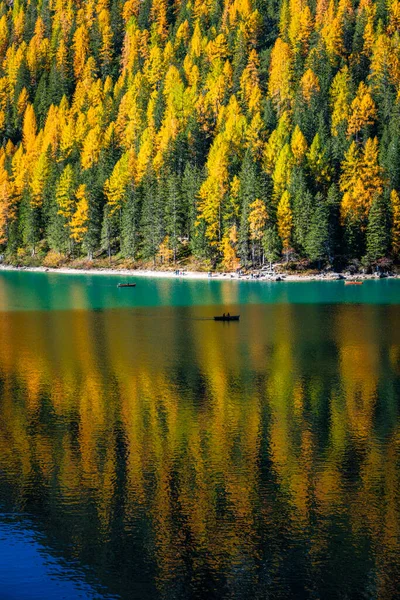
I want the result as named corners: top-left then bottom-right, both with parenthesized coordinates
top-left (0, 264), bottom-right (397, 282)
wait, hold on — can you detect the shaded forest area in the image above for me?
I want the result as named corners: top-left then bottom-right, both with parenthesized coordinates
top-left (0, 0), bottom-right (400, 271)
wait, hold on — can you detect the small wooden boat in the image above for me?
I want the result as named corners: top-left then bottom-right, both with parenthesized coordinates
top-left (117, 283), bottom-right (136, 288)
top-left (214, 315), bottom-right (240, 321)
top-left (344, 281), bottom-right (363, 285)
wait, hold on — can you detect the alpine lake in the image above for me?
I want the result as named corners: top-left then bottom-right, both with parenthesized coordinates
top-left (0, 270), bottom-right (399, 600)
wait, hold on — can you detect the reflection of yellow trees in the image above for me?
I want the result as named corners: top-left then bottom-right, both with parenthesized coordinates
top-left (0, 304), bottom-right (398, 593)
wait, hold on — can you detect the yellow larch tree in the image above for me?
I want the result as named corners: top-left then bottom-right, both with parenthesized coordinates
top-left (4, 42), bottom-right (26, 96)
top-left (81, 126), bottom-right (102, 170)
top-left (300, 68), bottom-right (320, 103)
top-left (298, 6), bottom-right (313, 55)
top-left (199, 94), bottom-right (248, 248)
top-left (272, 143), bottom-right (294, 201)
top-left (268, 38), bottom-right (293, 114)
top-left (98, 9), bottom-right (114, 73)
top-left (30, 152), bottom-right (49, 208)
top-left (307, 133), bottom-right (332, 186)
top-left (59, 115), bottom-right (76, 160)
top-left (154, 65), bottom-right (187, 170)
top-left (206, 33), bottom-right (228, 62)
top-left (246, 112), bottom-right (265, 159)
top-left (388, 0), bottom-right (400, 34)
top-left (143, 44), bottom-right (164, 89)
top-left (22, 103), bottom-right (37, 151)
top-left (291, 125), bottom-right (308, 164)
top-left (221, 225), bottom-right (240, 271)
top-left (13, 8), bottom-right (25, 44)
top-left (42, 104), bottom-right (61, 157)
top-left (240, 50), bottom-right (262, 115)
top-left (121, 19), bottom-right (141, 74)
top-left (157, 236), bottom-right (174, 264)
top-left (198, 136), bottom-right (230, 247)
top-left (263, 111), bottom-right (291, 175)
top-left (347, 82), bottom-right (377, 139)
top-left (11, 145), bottom-right (28, 203)
top-left (70, 184), bottom-right (89, 244)
top-left (115, 74), bottom-right (146, 148)
top-left (330, 66), bottom-right (352, 136)
top-left (188, 20), bottom-right (204, 59)
top-left (73, 24), bottom-right (90, 81)
top-left (340, 138), bottom-right (383, 225)
top-left (56, 165), bottom-right (75, 228)
top-left (200, 59), bottom-right (232, 127)
top-left (0, 16), bottom-right (8, 68)
top-left (369, 33), bottom-right (400, 95)
top-left (321, 0), bottom-right (344, 62)
top-left (248, 199), bottom-right (268, 262)
top-left (390, 189), bottom-right (400, 257)
top-left (289, 0), bottom-right (313, 55)
top-left (26, 16), bottom-right (49, 82)
top-left (279, 0), bottom-right (290, 39)
top-left (363, 13), bottom-right (375, 57)
top-left (150, 0), bottom-right (169, 41)
top-left (288, 0), bottom-right (303, 49)
top-left (277, 190), bottom-right (293, 259)
top-left (17, 87), bottom-right (29, 119)
top-left (104, 150), bottom-right (135, 216)
top-left (122, 0), bottom-right (141, 21)
top-left (0, 151), bottom-right (13, 244)
top-left (248, 199), bottom-right (268, 242)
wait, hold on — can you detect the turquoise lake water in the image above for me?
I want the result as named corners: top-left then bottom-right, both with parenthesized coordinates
top-left (0, 271), bottom-right (399, 599)
top-left (0, 271), bottom-right (400, 311)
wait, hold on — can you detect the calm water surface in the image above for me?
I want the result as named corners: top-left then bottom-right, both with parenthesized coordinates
top-left (0, 272), bottom-right (399, 599)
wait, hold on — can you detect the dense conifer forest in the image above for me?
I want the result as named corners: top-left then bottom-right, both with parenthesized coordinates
top-left (0, 0), bottom-right (399, 270)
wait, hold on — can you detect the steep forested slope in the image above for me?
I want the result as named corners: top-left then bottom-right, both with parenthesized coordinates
top-left (0, 0), bottom-right (399, 269)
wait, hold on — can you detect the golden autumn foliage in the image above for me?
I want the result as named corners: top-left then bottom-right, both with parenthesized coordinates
top-left (221, 225), bottom-right (240, 270)
top-left (57, 164), bottom-right (75, 224)
top-left (390, 189), bottom-right (400, 256)
top-left (70, 184), bottom-right (89, 243)
top-left (301, 68), bottom-right (320, 102)
top-left (248, 199), bottom-right (268, 241)
top-left (0, 0), bottom-right (396, 266)
top-left (0, 151), bottom-right (12, 244)
top-left (277, 191), bottom-right (293, 251)
top-left (347, 82), bottom-right (377, 138)
top-left (268, 38), bottom-right (293, 113)
top-left (340, 138), bottom-right (383, 224)
top-left (291, 126), bottom-right (308, 164)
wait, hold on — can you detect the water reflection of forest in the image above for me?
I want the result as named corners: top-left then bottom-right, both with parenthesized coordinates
top-left (0, 305), bottom-right (399, 599)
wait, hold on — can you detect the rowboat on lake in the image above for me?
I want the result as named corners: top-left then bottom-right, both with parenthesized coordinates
top-left (214, 315), bottom-right (240, 321)
top-left (117, 283), bottom-right (136, 288)
top-left (344, 281), bottom-right (363, 285)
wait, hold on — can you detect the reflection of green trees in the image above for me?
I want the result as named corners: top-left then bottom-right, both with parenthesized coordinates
top-left (0, 305), bottom-right (399, 598)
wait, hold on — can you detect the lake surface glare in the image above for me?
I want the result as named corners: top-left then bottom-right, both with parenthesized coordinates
top-left (0, 272), bottom-right (399, 599)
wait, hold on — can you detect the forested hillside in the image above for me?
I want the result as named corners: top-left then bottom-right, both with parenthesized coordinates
top-left (0, 0), bottom-right (399, 269)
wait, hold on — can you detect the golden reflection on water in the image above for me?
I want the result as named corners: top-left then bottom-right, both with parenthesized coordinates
top-left (0, 304), bottom-right (399, 598)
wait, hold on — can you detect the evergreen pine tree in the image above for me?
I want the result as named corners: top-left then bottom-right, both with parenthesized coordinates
top-left (121, 184), bottom-right (139, 259)
top-left (290, 167), bottom-right (314, 254)
top-left (238, 152), bottom-right (264, 265)
top-left (182, 164), bottom-right (206, 259)
top-left (262, 225), bottom-right (282, 269)
top-left (366, 194), bottom-right (390, 262)
top-left (305, 193), bottom-right (330, 265)
top-left (140, 169), bottom-right (163, 264)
